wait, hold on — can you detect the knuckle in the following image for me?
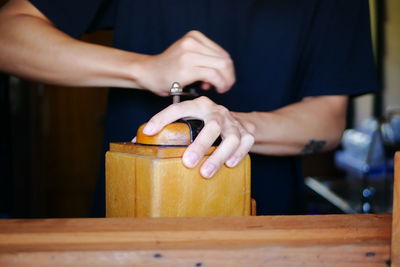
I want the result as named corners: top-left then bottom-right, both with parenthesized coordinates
top-left (230, 119), bottom-right (241, 129)
top-left (210, 158), bottom-right (224, 168)
top-left (231, 152), bottom-right (243, 163)
top-left (225, 135), bottom-right (240, 148)
top-left (192, 140), bottom-right (210, 153)
top-left (219, 58), bottom-right (231, 69)
top-left (206, 68), bottom-right (218, 80)
top-left (233, 119), bottom-right (241, 126)
top-left (206, 153), bottom-right (224, 167)
top-left (220, 105), bottom-right (229, 112)
top-left (216, 104), bottom-right (229, 114)
top-left (245, 121), bottom-right (256, 135)
top-left (207, 119), bottom-right (222, 133)
top-left (197, 96), bottom-right (213, 106)
top-left (197, 95), bottom-right (208, 101)
top-left (180, 36), bottom-right (196, 50)
top-left (242, 133), bottom-right (255, 146)
top-left (168, 103), bottom-right (182, 114)
top-left (187, 30), bottom-right (201, 38)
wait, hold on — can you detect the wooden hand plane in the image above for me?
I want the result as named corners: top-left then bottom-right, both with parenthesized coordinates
top-left (106, 83), bottom-right (251, 218)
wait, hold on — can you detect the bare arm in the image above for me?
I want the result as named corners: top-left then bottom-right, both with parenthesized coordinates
top-left (0, 0), bottom-right (235, 95)
top-left (233, 95), bottom-right (348, 156)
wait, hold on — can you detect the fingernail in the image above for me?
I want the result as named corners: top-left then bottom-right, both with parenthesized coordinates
top-left (183, 152), bottom-right (199, 168)
top-left (201, 163), bottom-right (216, 178)
top-left (226, 156), bottom-right (238, 168)
top-left (143, 122), bottom-right (155, 135)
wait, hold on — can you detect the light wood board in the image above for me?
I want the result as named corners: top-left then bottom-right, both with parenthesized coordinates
top-left (0, 214), bottom-right (391, 266)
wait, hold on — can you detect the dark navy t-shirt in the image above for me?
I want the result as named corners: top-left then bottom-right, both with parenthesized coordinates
top-left (29, 0), bottom-right (377, 215)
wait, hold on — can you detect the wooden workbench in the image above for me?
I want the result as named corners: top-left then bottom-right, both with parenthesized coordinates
top-left (0, 152), bottom-right (398, 266)
top-left (0, 214), bottom-right (392, 266)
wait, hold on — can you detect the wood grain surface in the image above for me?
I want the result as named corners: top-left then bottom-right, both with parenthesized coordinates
top-left (0, 214), bottom-right (391, 266)
top-left (106, 149), bottom-right (251, 217)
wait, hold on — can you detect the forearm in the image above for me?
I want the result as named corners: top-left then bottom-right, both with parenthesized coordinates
top-left (232, 95), bottom-right (348, 156)
top-left (0, 9), bottom-right (144, 88)
top-left (0, 0), bottom-right (235, 95)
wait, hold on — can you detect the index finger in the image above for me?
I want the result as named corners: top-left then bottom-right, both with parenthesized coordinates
top-left (142, 100), bottom-right (199, 136)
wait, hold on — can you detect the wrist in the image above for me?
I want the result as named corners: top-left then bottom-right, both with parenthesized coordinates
top-left (123, 53), bottom-right (150, 90)
top-left (126, 53), bottom-right (170, 96)
top-left (231, 111), bottom-right (257, 135)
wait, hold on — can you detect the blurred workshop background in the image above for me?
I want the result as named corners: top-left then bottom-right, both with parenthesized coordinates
top-left (1, 0), bottom-right (399, 218)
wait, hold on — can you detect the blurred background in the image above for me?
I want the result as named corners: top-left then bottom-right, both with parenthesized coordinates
top-left (0, 0), bottom-right (399, 218)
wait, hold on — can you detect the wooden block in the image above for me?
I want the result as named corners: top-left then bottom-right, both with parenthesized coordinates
top-left (106, 143), bottom-right (251, 217)
top-left (105, 151), bottom-right (137, 217)
top-left (392, 152), bottom-right (400, 267)
top-left (0, 214), bottom-right (391, 266)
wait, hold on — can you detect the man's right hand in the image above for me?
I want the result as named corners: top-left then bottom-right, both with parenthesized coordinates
top-left (142, 96), bottom-right (255, 178)
top-left (134, 30), bottom-right (236, 96)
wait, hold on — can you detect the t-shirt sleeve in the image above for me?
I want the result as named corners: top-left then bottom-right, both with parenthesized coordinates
top-left (298, 0), bottom-right (378, 97)
top-left (28, 0), bottom-right (116, 38)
